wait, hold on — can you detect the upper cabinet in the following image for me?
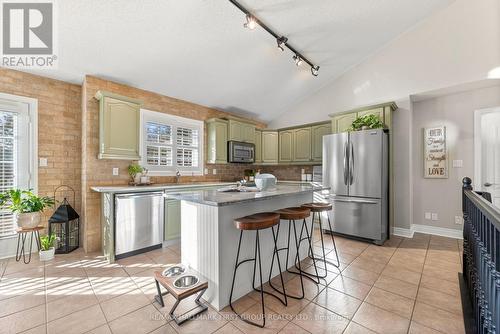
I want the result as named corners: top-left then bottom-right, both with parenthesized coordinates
top-left (331, 102), bottom-right (397, 134)
top-left (228, 120), bottom-right (255, 143)
top-left (311, 123), bottom-right (331, 162)
top-left (331, 113), bottom-right (357, 134)
top-left (206, 118), bottom-right (228, 164)
top-left (279, 130), bottom-right (293, 163)
top-left (292, 127), bottom-right (312, 162)
top-left (261, 131), bottom-right (278, 164)
top-left (254, 130), bottom-right (262, 163)
top-left (95, 90), bottom-right (142, 160)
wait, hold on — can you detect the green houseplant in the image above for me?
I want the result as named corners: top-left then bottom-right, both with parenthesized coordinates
top-left (128, 163), bottom-right (144, 184)
top-left (0, 189), bottom-right (54, 228)
top-left (348, 114), bottom-right (385, 131)
top-left (39, 233), bottom-right (57, 261)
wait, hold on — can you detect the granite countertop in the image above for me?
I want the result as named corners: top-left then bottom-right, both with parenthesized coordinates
top-left (91, 182), bottom-right (234, 194)
top-left (90, 180), bottom-right (317, 194)
top-left (165, 183), bottom-right (327, 207)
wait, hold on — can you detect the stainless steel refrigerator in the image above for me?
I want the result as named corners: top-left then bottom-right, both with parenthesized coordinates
top-left (322, 129), bottom-right (389, 244)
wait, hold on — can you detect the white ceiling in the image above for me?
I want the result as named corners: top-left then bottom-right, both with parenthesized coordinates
top-left (25, 0), bottom-right (453, 122)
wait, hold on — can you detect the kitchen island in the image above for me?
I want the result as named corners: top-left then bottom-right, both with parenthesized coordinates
top-left (167, 183), bottom-right (325, 311)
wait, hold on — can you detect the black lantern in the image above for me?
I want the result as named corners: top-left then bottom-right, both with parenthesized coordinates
top-left (49, 186), bottom-right (80, 254)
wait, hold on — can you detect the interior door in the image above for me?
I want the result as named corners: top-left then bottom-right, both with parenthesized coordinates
top-left (348, 129), bottom-right (383, 198)
top-left (480, 110), bottom-right (500, 208)
top-left (322, 133), bottom-right (348, 196)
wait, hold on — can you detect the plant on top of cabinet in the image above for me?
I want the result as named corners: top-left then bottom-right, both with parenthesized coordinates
top-left (95, 91), bottom-right (143, 160)
top-left (347, 114), bottom-right (384, 131)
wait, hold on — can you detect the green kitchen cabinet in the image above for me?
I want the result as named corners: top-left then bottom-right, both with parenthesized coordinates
top-left (254, 130), bottom-right (262, 163)
top-left (357, 107), bottom-right (384, 120)
top-left (164, 199), bottom-right (181, 241)
top-left (279, 130), bottom-right (293, 162)
top-left (311, 123), bottom-right (331, 162)
top-left (228, 120), bottom-right (255, 143)
top-left (292, 127), bottom-right (312, 162)
top-left (261, 131), bottom-right (279, 164)
top-left (331, 113), bottom-right (357, 134)
top-left (95, 90), bottom-right (142, 160)
top-left (206, 118), bottom-right (228, 164)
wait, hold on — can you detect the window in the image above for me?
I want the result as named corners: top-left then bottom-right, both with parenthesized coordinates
top-left (141, 109), bottom-right (203, 175)
top-left (0, 93), bottom-right (37, 238)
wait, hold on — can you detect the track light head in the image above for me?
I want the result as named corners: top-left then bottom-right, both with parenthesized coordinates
top-left (243, 14), bottom-right (257, 30)
top-left (311, 65), bottom-right (320, 76)
top-left (293, 54), bottom-right (303, 66)
top-left (277, 36), bottom-right (288, 51)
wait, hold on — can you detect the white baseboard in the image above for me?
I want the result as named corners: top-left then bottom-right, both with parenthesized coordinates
top-left (392, 224), bottom-right (463, 240)
top-left (392, 227), bottom-right (414, 238)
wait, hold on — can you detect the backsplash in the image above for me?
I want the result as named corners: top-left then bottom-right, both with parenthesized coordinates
top-left (149, 164), bottom-right (316, 184)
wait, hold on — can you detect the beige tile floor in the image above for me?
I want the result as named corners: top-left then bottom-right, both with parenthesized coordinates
top-left (0, 231), bottom-right (466, 334)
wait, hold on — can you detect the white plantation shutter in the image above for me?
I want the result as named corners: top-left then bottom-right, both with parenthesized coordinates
top-left (0, 112), bottom-right (17, 237)
top-left (141, 110), bottom-right (203, 175)
top-left (0, 95), bottom-right (34, 238)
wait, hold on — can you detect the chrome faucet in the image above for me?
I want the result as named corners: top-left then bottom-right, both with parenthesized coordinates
top-left (175, 171), bottom-right (181, 183)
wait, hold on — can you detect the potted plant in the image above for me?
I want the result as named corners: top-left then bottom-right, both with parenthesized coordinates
top-left (0, 189), bottom-right (55, 228)
top-left (39, 233), bottom-right (57, 261)
top-left (348, 114), bottom-right (385, 131)
top-left (128, 163), bottom-right (144, 184)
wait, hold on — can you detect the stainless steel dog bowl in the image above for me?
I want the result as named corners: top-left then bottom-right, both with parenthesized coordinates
top-left (174, 275), bottom-right (199, 289)
top-left (162, 265), bottom-right (185, 278)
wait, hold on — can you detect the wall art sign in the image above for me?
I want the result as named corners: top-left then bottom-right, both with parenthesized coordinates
top-left (424, 126), bottom-right (448, 178)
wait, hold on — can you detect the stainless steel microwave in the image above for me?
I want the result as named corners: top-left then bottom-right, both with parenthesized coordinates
top-left (228, 141), bottom-right (255, 163)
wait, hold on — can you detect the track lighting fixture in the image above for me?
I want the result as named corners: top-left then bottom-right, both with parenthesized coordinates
top-left (277, 36), bottom-right (288, 51)
top-left (311, 65), bottom-right (320, 76)
top-left (293, 55), bottom-right (303, 66)
top-left (243, 14), bottom-right (257, 30)
top-left (229, 0), bottom-right (319, 77)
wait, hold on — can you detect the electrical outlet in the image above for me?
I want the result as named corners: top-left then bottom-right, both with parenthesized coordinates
top-left (455, 216), bottom-right (463, 225)
top-left (112, 167), bottom-right (119, 176)
top-left (425, 212), bottom-right (431, 220)
top-left (212, 169), bottom-right (217, 175)
top-left (204, 168), bottom-right (209, 175)
top-left (431, 213), bottom-right (439, 221)
top-left (452, 160), bottom-right (463, 168)
top-left (39, 158), bottom-right (48, 167)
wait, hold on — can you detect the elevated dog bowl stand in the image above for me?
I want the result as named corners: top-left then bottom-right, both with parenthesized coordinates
top-left (154, 269), bottom-right (208, 325)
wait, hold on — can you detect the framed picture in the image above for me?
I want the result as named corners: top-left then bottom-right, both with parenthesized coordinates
top-left (423, 126), bottom-right (448, 178)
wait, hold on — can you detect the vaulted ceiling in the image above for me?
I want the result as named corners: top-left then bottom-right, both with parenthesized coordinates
top-left (26, 0), bottom-right (453, 122)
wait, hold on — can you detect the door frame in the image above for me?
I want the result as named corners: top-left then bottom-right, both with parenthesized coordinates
top-left (474, 107), bottom-right (500, 190)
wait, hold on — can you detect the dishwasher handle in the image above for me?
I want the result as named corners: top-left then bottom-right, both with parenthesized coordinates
top-left (115, 192), bottom-right (166, 199)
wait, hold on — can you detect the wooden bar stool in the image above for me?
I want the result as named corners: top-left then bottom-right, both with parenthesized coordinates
top-left (229, 212), bottom-right (285, 328)
top-left (300, 202), bottom-right (340, 278)
top-left (268, 207), bottom-right (317, 299)
top-left (16, 225), bottom-right (43, 264)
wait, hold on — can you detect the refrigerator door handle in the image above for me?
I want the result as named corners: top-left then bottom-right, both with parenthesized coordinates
top-left (343, 142), bottom-right (348, 185)
top-left (330, 197), bottom-right (378, 204)
top-left (349, 141), bottom-right (354, 185)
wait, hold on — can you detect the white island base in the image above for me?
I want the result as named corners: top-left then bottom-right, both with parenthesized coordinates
top-left (180, 192), bottom-right (313, 311)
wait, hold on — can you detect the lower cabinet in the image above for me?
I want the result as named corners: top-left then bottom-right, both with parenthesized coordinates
top-left (164, 199), bottom-right (181, 241)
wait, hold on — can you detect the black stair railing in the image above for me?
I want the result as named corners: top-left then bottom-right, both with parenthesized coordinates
top-left (462, 177), bottom-right (500, 334)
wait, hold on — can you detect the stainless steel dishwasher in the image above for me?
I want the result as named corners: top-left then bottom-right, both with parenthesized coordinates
top-left (115, 192), bottom-right (165, 259)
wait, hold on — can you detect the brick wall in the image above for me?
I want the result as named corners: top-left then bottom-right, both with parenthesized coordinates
top-left (0, 68), bottom-right (82, 228)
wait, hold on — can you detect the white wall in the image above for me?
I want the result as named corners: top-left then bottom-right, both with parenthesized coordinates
top-left (412, 85), bottom-right (500, 230)
top-left (269, 0), bottom-right (499, 128)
